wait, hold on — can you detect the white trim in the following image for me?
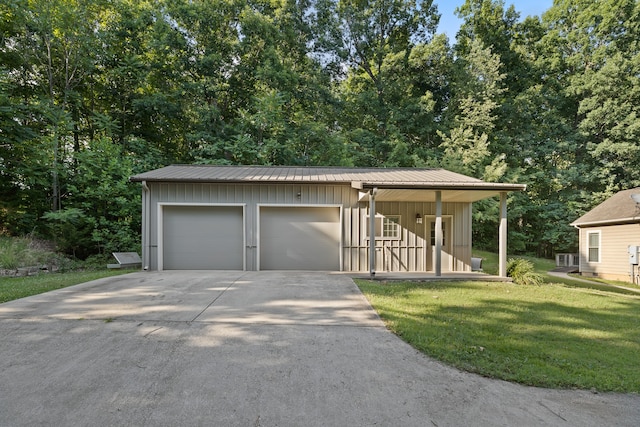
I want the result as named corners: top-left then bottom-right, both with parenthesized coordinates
top-left (256, 204), bottom-right (344, 271)
top-left (572, 218), bottom-right (640, 228)
top-left (424, 215), bottom-right (454, 244)
top-left (425, 215), bottom-right (454, 272)
top-left (364, 213), bottom-right (402, 241)
top-left (157, 202), bottom-right (247, 271)
top-left (586, 229), bottom-right (602, 264)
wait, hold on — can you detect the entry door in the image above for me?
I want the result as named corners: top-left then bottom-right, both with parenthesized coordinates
top-left (427, 218), bottom-right (452, 272)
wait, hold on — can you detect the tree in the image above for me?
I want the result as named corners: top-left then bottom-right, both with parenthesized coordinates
top-left (540, 0), bottom-right (640, 195)
top-left (439, 38), bottom-right (506, 178)
top-left (333, 0), bottom-right (441, 165)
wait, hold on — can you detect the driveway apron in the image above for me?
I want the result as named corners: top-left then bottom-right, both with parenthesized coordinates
top-left (0, 271), bottom-right (638, 427)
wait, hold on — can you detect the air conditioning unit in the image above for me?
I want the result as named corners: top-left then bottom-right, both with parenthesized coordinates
top-left (628, 245), bottom-right (640, 265)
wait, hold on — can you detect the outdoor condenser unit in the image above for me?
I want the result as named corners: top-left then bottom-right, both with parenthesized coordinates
top-left (629, 245), bottom-right (640, 265)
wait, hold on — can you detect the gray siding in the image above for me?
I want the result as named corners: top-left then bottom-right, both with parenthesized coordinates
top-left (144, 182), bottom-right (473, 272)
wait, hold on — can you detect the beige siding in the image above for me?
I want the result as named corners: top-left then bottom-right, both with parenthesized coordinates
top-left (578, 224), bottom-right (640, 282)
top-left (145, 182), bottom-right (474, 272)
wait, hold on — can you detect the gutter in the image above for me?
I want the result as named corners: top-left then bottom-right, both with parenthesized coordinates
top-left (141, 181), bottom-right (150, 270)
top-left (571, 217), bottom-right (640, 228)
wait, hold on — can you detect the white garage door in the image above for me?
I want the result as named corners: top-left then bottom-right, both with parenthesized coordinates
top-left (162, 205), bottom-right (244, 270)
top-left (260, 206), bottom-right (341, 270)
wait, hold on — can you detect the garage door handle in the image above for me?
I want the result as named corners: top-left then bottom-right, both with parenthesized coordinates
top-left (246, 245), bottom-right (257, 248)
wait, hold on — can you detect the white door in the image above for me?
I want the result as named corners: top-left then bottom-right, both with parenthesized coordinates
top-left (427, 218), bottom-right (452, 272)
top-left (260, 206), bottom-right (341, 270)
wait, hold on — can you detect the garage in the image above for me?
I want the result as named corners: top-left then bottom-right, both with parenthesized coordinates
top-left (133, 165), bottom-right (525, 273)
top-left (161, 205), bottom-right (244, 270)
top-left (259, 206), bottom-right (341, 270)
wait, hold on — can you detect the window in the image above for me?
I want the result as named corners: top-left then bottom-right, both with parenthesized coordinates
top-left (587, 231), bottom-right (600, 263)
top-left (366, 215), bottom-right (401, 240)
top-left (383, 216), bottom-right (400, 238)
top-left (430, 221), bottom-right (446, 246)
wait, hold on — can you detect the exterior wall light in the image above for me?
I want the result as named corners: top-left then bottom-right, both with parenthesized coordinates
top-left (415, 213), bottom-right (423, 224)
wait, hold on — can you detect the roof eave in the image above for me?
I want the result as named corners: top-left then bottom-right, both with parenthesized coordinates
top-left (130, 176), bottom-right (355, 184)
top-left (359, 182), bottom-right (527, 192)
top-left (571, 217), bottom-right (640, 228)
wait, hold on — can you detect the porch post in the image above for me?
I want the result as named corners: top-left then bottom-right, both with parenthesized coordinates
top-left (499, 192), bottom-right (507, 277)
top-left (435, 190), bottom-right (442, 277)
top-left (369, 188), bottom-right (377, 278)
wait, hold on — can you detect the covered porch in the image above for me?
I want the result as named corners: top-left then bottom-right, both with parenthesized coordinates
top-left (354, 181), bottom-right (526, 279)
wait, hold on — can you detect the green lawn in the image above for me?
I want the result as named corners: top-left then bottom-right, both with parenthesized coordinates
top-left (0, 269), bottom-right (134, 304)
top-left (356, 278), bottom-right (640, 392)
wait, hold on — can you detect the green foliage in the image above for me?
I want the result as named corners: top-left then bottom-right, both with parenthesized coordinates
top-left (507, 258), bottom-right (544, 286)
top-left (0, 269), bottom-right (132, 304)
top-left (1, 0), bottom-right (639, 258)
top-left (42, 208), bottom-right (94, 258)
top-left (0, 236), bottom-right (56, 269)
top-left (357, 278), bottom-right (640, 392)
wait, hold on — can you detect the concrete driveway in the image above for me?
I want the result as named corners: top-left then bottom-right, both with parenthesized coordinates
top-left (0, 271), bottom-right (638, 426)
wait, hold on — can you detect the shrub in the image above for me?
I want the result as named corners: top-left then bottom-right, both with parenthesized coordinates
top-left (507, 258), bottom-right (544, 286)
top-left (42, 208), bottom-right (94, 259)
top-left (0, 235), bottom-right (59, 269)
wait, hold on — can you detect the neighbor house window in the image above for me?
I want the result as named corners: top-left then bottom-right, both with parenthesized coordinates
top-left (587, 231), bottom-right (600, 263)
top-left (366, 215), bottom-right (401, 240)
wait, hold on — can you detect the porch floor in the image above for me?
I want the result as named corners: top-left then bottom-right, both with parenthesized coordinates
top-left (343, 271), bottom-right (512, 282)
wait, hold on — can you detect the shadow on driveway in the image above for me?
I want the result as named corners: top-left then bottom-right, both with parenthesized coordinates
top-left (1, 271), bottom-right (638, 426)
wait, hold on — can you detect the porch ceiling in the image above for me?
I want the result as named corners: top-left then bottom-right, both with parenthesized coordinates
top-left (358, 188), bottom-right (506, 203)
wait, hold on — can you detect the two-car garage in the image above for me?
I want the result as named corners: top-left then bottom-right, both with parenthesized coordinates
top-left (160, 204), bottom-right (341, 271)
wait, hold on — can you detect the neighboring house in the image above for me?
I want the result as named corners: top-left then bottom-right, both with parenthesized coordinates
top-left (130, 165), bottom-right (525, 276)
top-left (571, 187), bottom-right (640, 283)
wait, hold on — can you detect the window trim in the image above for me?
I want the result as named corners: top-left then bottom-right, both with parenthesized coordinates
top-left (366, 214), bottom-right (402, 241)
top-left (586, 230), bottom-right (601, 263)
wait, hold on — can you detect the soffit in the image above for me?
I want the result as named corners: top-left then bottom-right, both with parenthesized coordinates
top-left (358, 189), bottom-right (504, 203)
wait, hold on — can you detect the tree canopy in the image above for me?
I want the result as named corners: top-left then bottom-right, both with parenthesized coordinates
top-left (1, 0), bottom-right (639, 258)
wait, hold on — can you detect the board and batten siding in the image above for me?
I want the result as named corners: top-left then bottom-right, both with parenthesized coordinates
top-left (343, 201), bottom-right (471, 272)
top-left (578, 223), bottom-right (640, 281)
top-left (144, 182), bottom-right (473, 272)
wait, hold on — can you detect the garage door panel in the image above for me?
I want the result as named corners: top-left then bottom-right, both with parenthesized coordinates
top-left (260, 207), bottom-right (340, 270)
top-left (163, 206), bottom-right (243, 270)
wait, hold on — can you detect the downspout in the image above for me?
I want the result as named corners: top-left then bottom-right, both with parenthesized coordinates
top-left (369, 187), bottom-right (378, 278)
top-left (141, 181), bottom-right (150, 270)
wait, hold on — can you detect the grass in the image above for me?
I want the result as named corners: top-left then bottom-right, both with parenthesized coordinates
top-left (0, 235), bottom-right (137, 303)
top-left (0, 269), bottom-right (133, 304)
top-left (355, 276), bottom-right (640, 392)
top-left (0, 236), bottom-right (58, 270)
top-left (3, 235), bottom-right (638, 392)
top-left (472, 249), bottom-right (556, 276)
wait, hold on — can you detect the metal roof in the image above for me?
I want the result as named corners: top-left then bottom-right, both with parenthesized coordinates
top-left (131, 165), bottom-right (526, 192)
top-left (131, 165), bottom-right (525, 202)
top-left (571, 187), bottom-right (640, 227)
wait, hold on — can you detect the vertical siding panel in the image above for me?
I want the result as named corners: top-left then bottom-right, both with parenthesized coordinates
top-left (149, 181), bottom-right (479, 273)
